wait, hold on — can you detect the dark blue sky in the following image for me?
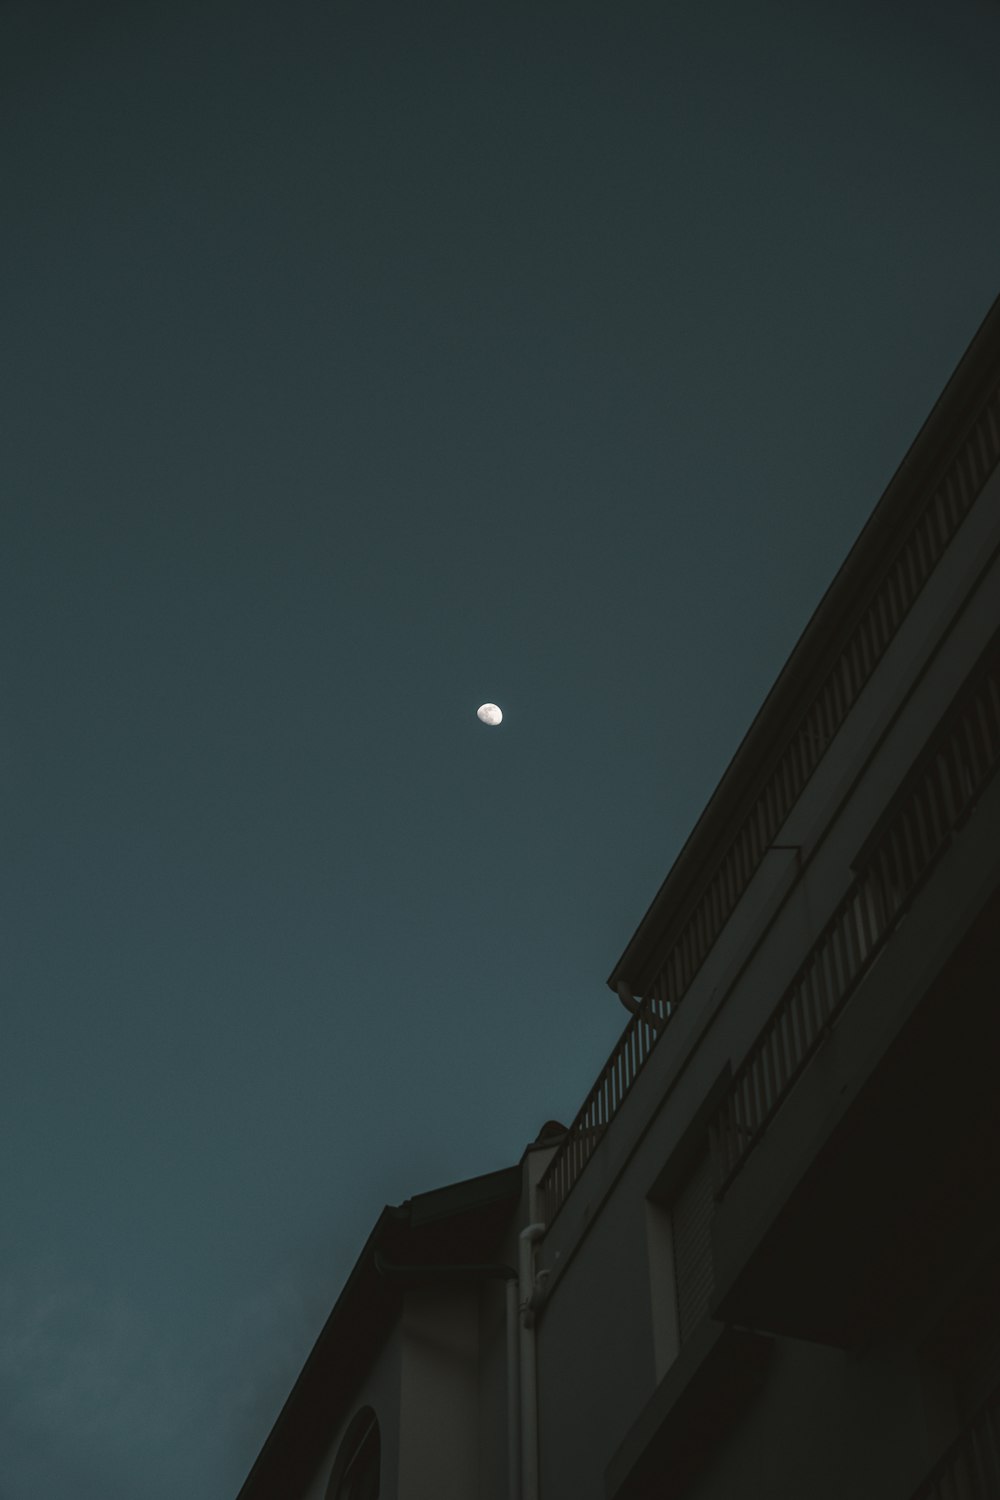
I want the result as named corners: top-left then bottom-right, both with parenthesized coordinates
top-left (2, 1), bottom-right (998, 1494)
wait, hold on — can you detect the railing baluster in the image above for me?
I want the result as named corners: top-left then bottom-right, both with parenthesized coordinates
top-left (709, 648), bottom-right (1000, 1200)
top-left (539, 411), bottom-right (1000, 1223)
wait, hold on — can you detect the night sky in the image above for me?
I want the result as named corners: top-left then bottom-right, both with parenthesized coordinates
top-left (2, 2), bottom-right (999, 1495)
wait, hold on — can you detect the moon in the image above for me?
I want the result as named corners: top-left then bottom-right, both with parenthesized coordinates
top-left (477, 703), bottom-right (503, 726)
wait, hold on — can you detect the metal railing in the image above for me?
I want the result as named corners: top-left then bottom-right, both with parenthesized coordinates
top-left (710, 637), bottom-right (1000, 1197)
top-left (539, 379), bottom-right (1000, 1224)
top-left (909, 1387), bottom-right (1000, 1500)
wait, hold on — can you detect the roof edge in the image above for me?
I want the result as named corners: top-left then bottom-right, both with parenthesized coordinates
top-left (235, 1162), bottom-right (521, 1500)
top-left (609, 291), bottom-right (1000, 994)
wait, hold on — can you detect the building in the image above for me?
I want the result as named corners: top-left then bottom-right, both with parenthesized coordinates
top-left (236, 295), bottom-right (1000, 1500)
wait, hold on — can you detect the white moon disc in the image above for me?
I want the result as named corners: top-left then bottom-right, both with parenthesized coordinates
top-left (477, 703), bottom-right (503, 726)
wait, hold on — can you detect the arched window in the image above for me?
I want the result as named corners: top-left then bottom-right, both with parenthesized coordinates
top-left (326, 1406), bottom-right (380, 1500)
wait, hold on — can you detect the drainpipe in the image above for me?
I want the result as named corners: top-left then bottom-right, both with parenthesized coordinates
top-left (615, 979), bottom-right (662, 1029)
top-left (505, 1272), bottom-right (521, 1500)
top-left (518, 1223), bottom-right (547, 1500)
top-left (616, 978), bottom-right (639, 1016)
top-left (374, 1252), bottom-right (521, 1500)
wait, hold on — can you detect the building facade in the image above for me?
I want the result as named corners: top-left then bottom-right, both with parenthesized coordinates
top-left (237, 296), bottom-right (1000, 1500)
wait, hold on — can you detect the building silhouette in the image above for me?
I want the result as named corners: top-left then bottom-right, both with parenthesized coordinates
top-left (237, 296), bottom-right (1000, 1500)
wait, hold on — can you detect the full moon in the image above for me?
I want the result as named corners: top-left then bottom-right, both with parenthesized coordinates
top-left (477, 703), bottom-right (503, 726)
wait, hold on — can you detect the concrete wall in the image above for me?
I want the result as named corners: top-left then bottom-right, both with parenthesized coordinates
top-left (398, 1284), bottom-right (480, 1500)
top-left (477, 1272), bottom-right (513, 1500)
top-left (671, 1336), bottom-right (953, 1500)
top-left (536, 1178), bottom-right (659, 1497)
top-left (305, 1324), bottom-right (403, 1500)
top-left (304, 1146), bottom-right (554, 1500)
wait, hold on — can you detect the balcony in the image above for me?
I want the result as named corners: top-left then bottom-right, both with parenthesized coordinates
top-left (539, 379), bottom-right (1000, 1230)
top-left (706, 646), bottom-right (1000, 1345)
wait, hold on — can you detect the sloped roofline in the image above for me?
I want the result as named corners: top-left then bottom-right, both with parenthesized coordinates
top-left (235, 1163), bottom-right (521, 1499)
top-left (610, 292), bottom-right (1000, 996)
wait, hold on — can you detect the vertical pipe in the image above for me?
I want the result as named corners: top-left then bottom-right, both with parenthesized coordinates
top-left (519, 1223), bottom-right (546, 1500)
top-left (506, 1276), bottom-right (521, 1500)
